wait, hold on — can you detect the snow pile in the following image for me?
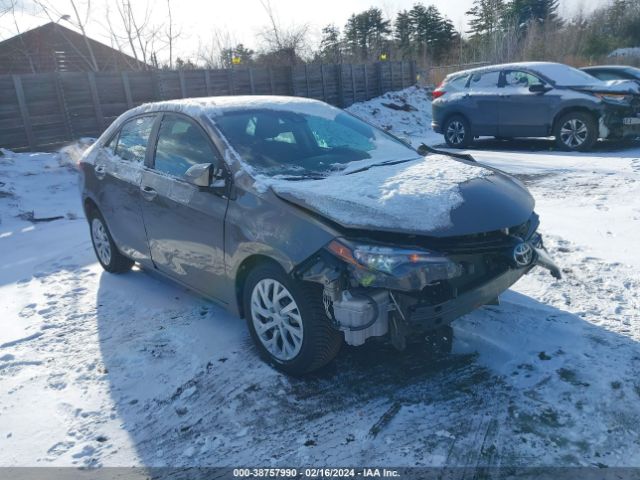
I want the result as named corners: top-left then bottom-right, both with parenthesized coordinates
top-left (272, 155), bottom-right (489, 232)
top-left (346, 85), bottom-right (439, 146)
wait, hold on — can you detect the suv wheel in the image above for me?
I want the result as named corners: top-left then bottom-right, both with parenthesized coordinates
top-left (443, 115), bottom-right (472, 148)
top-left (554, 112), bottom-right (597, 151)
top-left (88, 209), bottom-right (134, 273)
top-left (244, 263), bottom-right (342, 375)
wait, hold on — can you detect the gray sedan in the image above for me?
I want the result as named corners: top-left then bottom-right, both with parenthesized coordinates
top-left (80, 96), bottom-right (559, 374)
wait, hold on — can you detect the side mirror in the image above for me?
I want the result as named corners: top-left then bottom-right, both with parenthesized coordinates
top-left (529, 83), bottom-right (549, 94)
top-left (184, 163), bottom-right (212, 187)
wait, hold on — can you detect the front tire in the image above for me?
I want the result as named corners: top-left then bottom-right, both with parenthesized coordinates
top-left (88, 209), bottom-right (134, 273)
top-left (243, 263), bottom-right (342, 375)
top-left (554, 112), bottom-right (597, 151)
top-left (443, 115), bottom-right (472, 148)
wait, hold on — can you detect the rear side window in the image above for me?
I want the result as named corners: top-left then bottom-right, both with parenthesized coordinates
top-left (153, 115), bottom-right (218, 178)
top-left (445, 75), bottom-right (469, 91)
top-left (115, 115), bottom-right (156, 163)
top-left (468, 71), bottom-right (500, 90)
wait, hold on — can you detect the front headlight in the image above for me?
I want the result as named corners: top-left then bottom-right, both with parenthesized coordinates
top-left (326, 239), bottom-right (462, 281)
top-left (593, 92), bottom-right (632, 104)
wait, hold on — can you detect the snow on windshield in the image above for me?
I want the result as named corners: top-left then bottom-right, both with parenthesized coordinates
top-left (211, 106), bottom-right (417, 178)
top-left (270, 155), bottom-right (490, 232)
top-left (530, 63), bottom-right (601, 86)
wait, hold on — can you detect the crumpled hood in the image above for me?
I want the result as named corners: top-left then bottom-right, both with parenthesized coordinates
top-left (269, 155), bottom-right (534, 237)
top-left (571, 81), bottom-right (640, 95)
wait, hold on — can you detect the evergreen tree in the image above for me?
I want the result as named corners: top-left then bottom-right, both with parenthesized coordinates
top-left (394, 10), bottom-right (412, 58)
top-left (318, 24), bottom-right (343, 63)
top-left (344, 8), bottom-right (391, 61)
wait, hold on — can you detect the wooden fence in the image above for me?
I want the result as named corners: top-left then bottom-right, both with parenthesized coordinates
top-left (0, 60), bottom-right (416, 152)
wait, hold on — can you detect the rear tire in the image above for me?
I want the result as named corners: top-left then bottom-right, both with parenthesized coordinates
top-left (554, 111), bottom-right (597, 151)
top-left (88, 209), bottom-right (134, 273)
top-left (443, 115), bottom-right (472, 148)
top-left (243, 263), bottom-right (342, 376)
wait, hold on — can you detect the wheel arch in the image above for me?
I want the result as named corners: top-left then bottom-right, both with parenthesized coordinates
top-left (235, 254), bottom-right (287, 319)
top-left (83, 196), bottom-right (99, 218)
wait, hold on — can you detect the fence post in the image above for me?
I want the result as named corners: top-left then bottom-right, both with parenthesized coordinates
top-left (205, 70), bottom-right (212, 96)
top-left (248, 68), bottom-right (255, 94)
top-left (363, 64), bottom-right (369, 99)
top-left (228, 69), bottom-right (234, 95)
top-left (337, 64), bottom-right (345, 107)
top-left (121, 71), bottom-right (133, 108)
top-left (390, 61), bottom-right (395, 90)
top-left (178, 70), bottom-right (187, 98)
top-left (12, 75), bottom-right (36, 151)
top-left (289, 65), bottom-right (295, 96)
top-left (400, 61), bottom-right (405, 88)
top-left (320, 64), bottom-right (327, 102)
top-left (87, 72), bottom-right (104, 131)
top-left (304, 64), bottom-right (310, 97)
top-left (54, 72), bottom-right (73, 140)
top-left (375, 62), bottom-right (383, 96)
top-left (350, 64), bottom-right (356, 104)
top-left (268, 68), bottom-right (275, 94)
top-left (410, 61), bottom-right (416, 85)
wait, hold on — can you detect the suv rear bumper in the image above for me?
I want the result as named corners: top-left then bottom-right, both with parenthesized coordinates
top-left (432, 121), bottom-right (443, 134)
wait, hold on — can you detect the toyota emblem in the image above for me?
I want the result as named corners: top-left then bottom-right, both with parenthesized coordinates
top-left (513, 242), bottom-right (534, 267)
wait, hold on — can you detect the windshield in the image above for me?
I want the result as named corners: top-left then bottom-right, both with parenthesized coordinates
top-left (212, 106), bottom-right (418, 178)
top-left (531, 64), bottom-right (601, 86)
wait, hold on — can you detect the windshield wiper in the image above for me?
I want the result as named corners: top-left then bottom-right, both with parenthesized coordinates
top-left (344, 158), bottom-right (417, 176)
top-left (280, 174), bottom-right (327, 181)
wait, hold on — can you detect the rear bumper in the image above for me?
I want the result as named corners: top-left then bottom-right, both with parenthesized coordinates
top-left (431, 121), bottom-right (443, 134)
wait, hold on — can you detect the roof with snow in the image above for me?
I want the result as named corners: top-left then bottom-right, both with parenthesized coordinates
top-left (0, 22), bottom-right (148, 74)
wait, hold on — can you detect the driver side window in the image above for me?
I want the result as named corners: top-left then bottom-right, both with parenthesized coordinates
top-left (153, 115), bottom-right (218, 179)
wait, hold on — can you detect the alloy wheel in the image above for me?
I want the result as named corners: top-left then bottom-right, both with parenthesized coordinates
top-left (446, 120), bottom-right (465, 145)
top-left (560, 119), bottom-right (588, 149)
top-left (91, 217), bottom-right (112, 266)
top-left (250, 279), bottom-right (303, 361)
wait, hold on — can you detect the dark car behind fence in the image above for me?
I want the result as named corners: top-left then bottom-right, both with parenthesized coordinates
top-left (0, 61), bottom-right (416, 152)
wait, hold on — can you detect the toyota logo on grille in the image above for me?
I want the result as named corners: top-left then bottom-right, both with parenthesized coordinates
top-left (513, 242), bottom-right (534, 267)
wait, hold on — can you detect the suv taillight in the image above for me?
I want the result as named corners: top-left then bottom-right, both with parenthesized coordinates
top-left (432, 82), bottom-right (446, 99)
top-left (432, 89), bottom-right (446, 99)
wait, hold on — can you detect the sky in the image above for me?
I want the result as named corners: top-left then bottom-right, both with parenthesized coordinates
top-left (0, 0), bottom-right (604, 64)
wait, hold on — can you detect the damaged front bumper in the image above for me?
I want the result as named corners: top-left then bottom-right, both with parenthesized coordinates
top-left (599, 102), bottom-right (640, 139)
top-left (297, 221), bottom-right (561, 348)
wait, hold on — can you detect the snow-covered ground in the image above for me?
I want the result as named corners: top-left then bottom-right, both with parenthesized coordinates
top-left (1, 87), bottom-right (639, 469)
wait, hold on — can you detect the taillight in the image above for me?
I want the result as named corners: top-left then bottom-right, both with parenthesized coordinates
top-left (432, 83), bottom-right (446, 99)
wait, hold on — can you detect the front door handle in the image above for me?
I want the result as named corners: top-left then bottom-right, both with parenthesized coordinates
top-left (94, 164), bottom-right (106, 180)
top-left (140, 185), bottom-right (157, 201)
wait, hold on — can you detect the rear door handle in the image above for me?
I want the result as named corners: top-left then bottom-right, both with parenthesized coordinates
top-left (140, 185), bottom-right (157, 201)
top-left (94, 164), bottom-right (106, 180)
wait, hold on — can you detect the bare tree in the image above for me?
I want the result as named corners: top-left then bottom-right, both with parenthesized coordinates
top-left (164, 0), bottom-right (181, 69)
top-left (257, 0), bottom-right (309, 64)
top-left (4, 0), bottom-right (36, 72)
top-left (196, 29), bottom-right (236, 68)
top-left (33, 0), bottom-right (99, 70)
